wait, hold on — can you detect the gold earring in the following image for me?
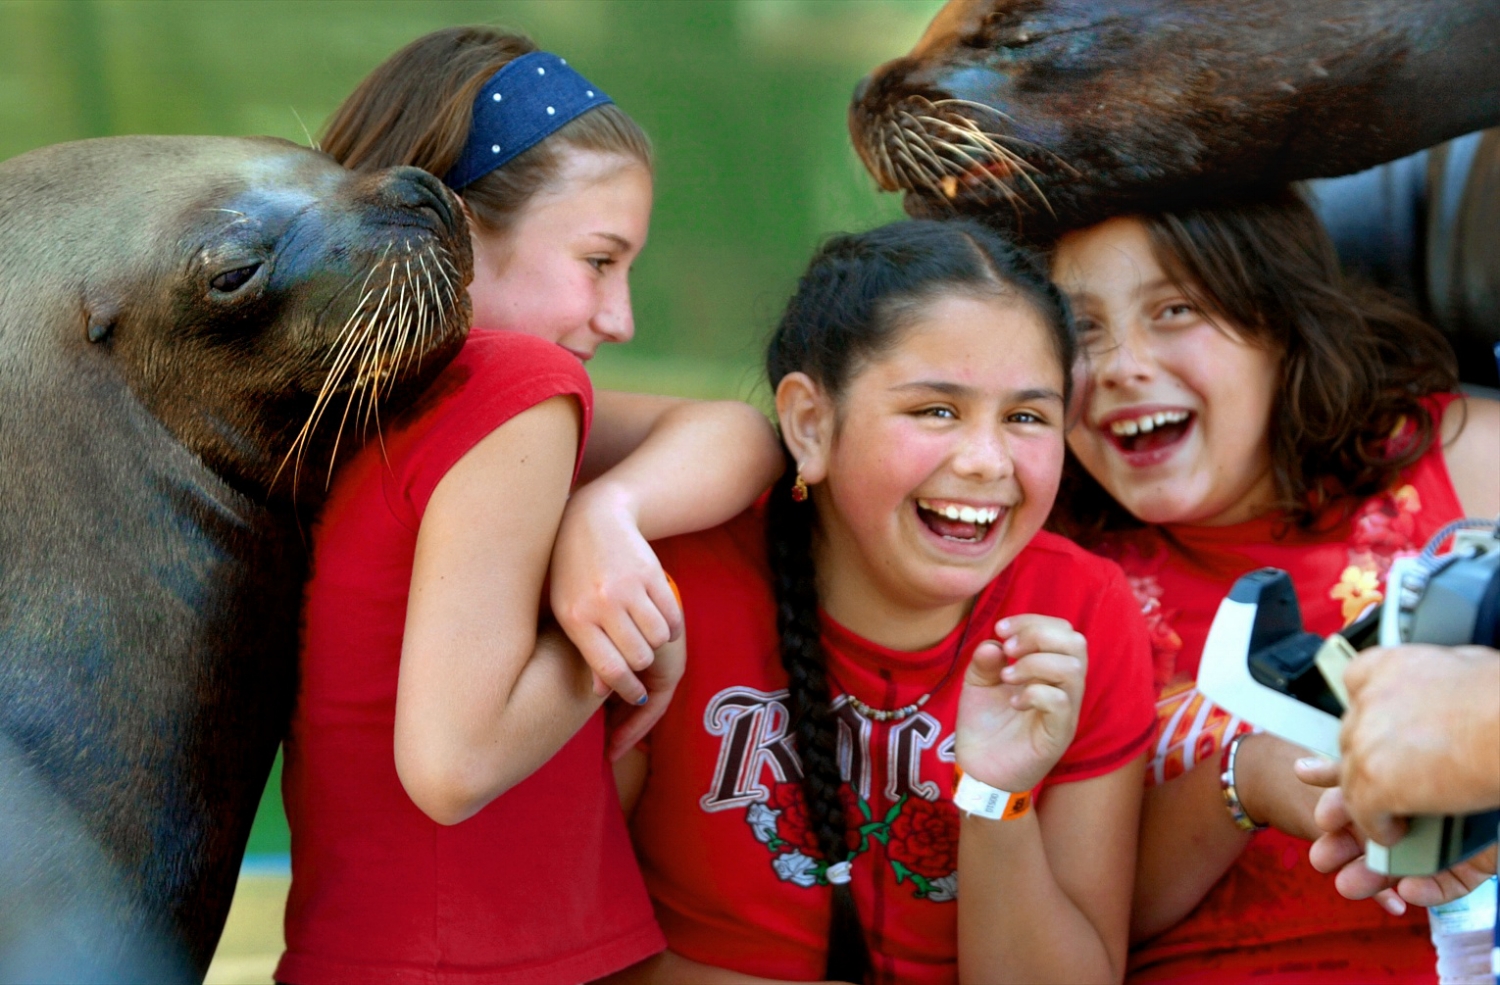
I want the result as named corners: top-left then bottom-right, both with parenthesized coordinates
top-left (791, 471), bottom-right (809, 502)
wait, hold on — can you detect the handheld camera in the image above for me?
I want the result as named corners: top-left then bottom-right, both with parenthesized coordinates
top-left (1198, 518), bottom-right (1500, 876)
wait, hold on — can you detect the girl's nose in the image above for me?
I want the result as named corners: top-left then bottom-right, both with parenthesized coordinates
top-left (1093, 321), bottom-right (1153, 388)
top-left (592, 279), bottom-right (635, 345)
top-left (953, 425), bottom-right (1015, 482)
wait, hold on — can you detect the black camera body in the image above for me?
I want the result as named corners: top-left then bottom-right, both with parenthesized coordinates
top-left (1198, 522), bottom-right (1500, 876)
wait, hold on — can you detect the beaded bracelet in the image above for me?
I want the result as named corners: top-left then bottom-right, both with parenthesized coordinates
top-left (1220, 731), bottom-right (1267, 833)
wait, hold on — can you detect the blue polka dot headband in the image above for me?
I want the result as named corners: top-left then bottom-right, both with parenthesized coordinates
top-left (443, 51), bottom-right (614, 191)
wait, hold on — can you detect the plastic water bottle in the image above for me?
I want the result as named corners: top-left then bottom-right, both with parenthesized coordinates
top-left (1429, 876), bottom-right (1498, 985)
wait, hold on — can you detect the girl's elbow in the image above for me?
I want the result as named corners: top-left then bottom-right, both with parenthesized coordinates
top-left (395, 751), bottom-right (499, 826)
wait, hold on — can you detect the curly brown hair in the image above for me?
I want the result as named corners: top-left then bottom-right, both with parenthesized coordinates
top-left (1050, 187), bottom-right (1459, 543)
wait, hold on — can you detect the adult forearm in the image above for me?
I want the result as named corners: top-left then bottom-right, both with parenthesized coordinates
top-left (959, 812), bottom-right (1119, 984)
top-left (580, 400), bottom-right (780, 541)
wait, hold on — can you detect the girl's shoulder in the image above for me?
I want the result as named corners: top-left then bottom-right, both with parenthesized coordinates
top-left (338, 330), bottom-right (594, 522)
top-left (439, 328), bottom-right (591, 398)
top-left (1436, 392), bottom-right (1500, 518)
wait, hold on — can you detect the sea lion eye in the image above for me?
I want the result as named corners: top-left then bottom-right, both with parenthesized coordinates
top-left (210, 263), bottom-right (262, 294)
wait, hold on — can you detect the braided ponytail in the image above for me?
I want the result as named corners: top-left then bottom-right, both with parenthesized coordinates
top-left (763, 220), bottom-right (1073, 982)
top-left (766, 459), bottom-right (868, 981)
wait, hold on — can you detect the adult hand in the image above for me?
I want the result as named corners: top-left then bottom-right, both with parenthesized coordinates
top-left (1338, 644), bottom-right (1500, 843)
top-left (1297, 757), bottom-right (1496, 912)
top-left (550, 483), bottom-right (684, 704)
top-left (956, 615), bottom-right (1086, 793)
top-left (605, 632), bottom-right (686, 762)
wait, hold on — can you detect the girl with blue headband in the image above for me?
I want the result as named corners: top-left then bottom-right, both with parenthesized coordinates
top-left (276, 27), bottom-right (780, 983)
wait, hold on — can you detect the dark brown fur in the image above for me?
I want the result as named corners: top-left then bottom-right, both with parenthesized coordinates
top-left (850, 0), bottom-right (1500, 235)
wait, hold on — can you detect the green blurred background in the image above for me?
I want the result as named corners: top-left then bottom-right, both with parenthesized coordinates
top-left (0, 0), bottom-right (944, 857)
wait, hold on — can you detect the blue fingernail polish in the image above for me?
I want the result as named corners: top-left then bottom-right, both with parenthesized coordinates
top-left (636, 695), bottom-right (648, 706)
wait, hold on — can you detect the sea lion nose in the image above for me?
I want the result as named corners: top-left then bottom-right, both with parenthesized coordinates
top-left (852, 72), bottom-right (873, 107)
top-left (373, 166), bottom-right (460, 235)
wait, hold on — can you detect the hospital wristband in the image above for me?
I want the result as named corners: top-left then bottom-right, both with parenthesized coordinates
top-left (952, 767), bottom-right (1033, 821)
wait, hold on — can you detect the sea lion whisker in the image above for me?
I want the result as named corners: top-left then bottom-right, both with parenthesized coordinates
top-left (917, 114), bottom-right (1038, 173)
top-left (326, 315), bottom-right (388, 482)
top-left (930, 98), bottom-right (1018, 126)
top-left (401, 257), bottom-right (428, 381)
top-left (415, 252), bottom-right (442, 377)
top-left (875, 135), bottom-right (899, 189)
top-left (904, 133), bottom-right (952, 175)
top-left (388, 271), bottom-right (416, 401)
top-left (893, 140), bottom-right (953, 202)
top-left (927, 137), bottom-right (1020, 200)
top-left (284, 276), bottom-right (394, 490)
top-left (277, 317), bottom-right (372, 490)
top-left (322, 285), bottom-right (384, 365)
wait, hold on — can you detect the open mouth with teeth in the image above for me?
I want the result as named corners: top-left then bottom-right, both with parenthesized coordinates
top-left (1103, 409), bottom-right (1194, 459)
top-left (915, 498), bottom-right (1005, 544)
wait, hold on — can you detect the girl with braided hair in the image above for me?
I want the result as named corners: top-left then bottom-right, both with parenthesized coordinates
top-left (609, 219), bottom-right (1157, 984)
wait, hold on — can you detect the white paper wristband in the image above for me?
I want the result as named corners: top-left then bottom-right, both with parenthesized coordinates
top-left (952, 770), bottom-right (1032, 821)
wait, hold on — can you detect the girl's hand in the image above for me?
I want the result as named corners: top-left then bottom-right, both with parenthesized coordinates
top-left (956, 615), bottom-right (1087, 793)
top-left (605, 632), bottom-right (686, 763)
top-left (550, 484), bottom-right (683, 705)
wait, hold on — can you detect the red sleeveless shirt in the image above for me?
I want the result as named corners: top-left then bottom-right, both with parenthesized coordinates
top-left (278, 331), bottom-right (663, 985)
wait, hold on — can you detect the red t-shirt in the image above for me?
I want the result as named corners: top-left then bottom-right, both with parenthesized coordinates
top-left (632, 510), bottom-right (1157, 985)
top-left (1098, 395), bottom-right (1463, 984)
top-left (277, 331), bottom-right (664, 985)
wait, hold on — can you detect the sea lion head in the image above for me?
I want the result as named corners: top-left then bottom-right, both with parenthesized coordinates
top-left (849, 0), bottom-right (1499, 238)
top-left (0, 135), bottom-right (472, 500)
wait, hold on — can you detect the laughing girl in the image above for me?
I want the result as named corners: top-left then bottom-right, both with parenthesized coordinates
top-left (1050, 191), bottom-right (1500, 983)
top-left (610, 220), bottom-right (1157, 984)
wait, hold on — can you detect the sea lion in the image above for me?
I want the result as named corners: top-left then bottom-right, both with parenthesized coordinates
top-left (0, 135), bottom-right (472, 977)
top-left (849, 0), bottom-right (1500, 383)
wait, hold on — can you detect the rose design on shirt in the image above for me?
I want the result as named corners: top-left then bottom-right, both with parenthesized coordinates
top-left (765, 782), bottom-right (821, 855)
top-left (885, 795), bottom-right (960, 899)
top-left (751, 783), bottom-right (872, 887)
top-left (770, 850), bottom-right (820, 888)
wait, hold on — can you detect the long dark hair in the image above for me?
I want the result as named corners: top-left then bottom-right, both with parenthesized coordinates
top-left (321, 26), bottom-right (652, 235)
top-left (764, 219), bottom-right (1072, 982)
top-left (1052, 187), bottom-right (1459, 542)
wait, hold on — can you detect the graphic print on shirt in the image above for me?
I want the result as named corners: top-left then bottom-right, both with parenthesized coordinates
top-left (700, 686), bottom-right (960, 902)
top-left (1330, 483), bottom-right (1422, 625)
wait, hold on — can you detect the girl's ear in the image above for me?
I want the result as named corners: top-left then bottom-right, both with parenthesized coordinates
top-left (775, 372), bottom-right (834, 484)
